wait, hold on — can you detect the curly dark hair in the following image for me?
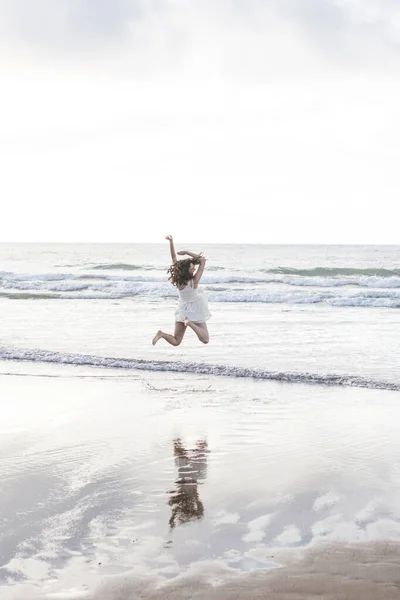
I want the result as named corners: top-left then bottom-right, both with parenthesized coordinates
top-left (167, 258), bottom-right (201, 288)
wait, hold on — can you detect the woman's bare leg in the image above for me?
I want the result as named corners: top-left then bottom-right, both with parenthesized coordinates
top-left (185, 320), bottom-right (209, 344)
top-left (152, 322), bottom-right (186, 346)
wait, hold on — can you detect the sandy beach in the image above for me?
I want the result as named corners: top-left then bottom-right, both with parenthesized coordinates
top-left (2, 358), bottom-right (400, 599)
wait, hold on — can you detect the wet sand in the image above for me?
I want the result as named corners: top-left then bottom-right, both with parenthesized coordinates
top-left (92, 541), bottom-right (400, 600)
top-left (1, 363), bottom-right (400, 599)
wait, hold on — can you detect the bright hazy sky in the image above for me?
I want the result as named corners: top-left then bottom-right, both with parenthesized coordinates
top-left (1, 0), bottom-right (400, 243)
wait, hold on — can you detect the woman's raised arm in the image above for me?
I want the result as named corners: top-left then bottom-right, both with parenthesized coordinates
top-left (165, 235), bottom-right (177, 263)
top-left (177, 249), bottom-right (202, 259)
top-left (193, 255), bottom-right (207, 286)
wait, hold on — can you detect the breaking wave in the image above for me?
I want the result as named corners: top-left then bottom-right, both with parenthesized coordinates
top-left (1, 347), bottom-right (399, 391)
top-left (1, 268), bottom-right (400, 307)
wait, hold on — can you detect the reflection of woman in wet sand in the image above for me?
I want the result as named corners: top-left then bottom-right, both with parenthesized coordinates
top-left (168, 439), bottom-right (208, 530)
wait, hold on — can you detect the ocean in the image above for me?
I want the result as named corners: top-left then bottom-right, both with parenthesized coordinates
top-left (1, 243), bottom-right (400, 599)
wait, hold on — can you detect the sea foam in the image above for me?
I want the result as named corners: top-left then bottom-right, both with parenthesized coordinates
top-left (0, 346), bottom-right (398, 391)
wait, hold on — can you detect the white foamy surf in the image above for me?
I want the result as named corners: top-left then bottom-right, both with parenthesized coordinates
top-left (2, 268), bottom-right (400, 306)
top-left (1, 346), bottom-right (398, 391)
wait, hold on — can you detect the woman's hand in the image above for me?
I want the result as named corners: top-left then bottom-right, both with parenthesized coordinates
top-left (165, 235), bottom-right (173, 241)
top-left (177, 250), bottom-right (186, 255)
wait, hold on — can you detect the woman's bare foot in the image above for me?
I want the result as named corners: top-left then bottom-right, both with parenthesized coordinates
top-left (152, 330), bottom-right (163, 346)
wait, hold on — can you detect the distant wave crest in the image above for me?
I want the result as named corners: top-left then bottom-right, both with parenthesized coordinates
top-left (0, 347), bottom-right (398, 391)
top-left (90, 263), bottom-right (156, 271)
top-left (265, 267), bottom-right (400, 277)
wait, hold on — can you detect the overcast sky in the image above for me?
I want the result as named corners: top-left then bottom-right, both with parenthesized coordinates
top-left (1, 0), bottom-right (400, 243)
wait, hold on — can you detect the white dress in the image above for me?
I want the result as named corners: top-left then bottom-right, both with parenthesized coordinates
top-left (175, 280), bottom-right (211, 323)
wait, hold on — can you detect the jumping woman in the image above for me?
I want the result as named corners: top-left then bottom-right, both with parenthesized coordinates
top-left (152, 236), bottom-right (211, 346)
